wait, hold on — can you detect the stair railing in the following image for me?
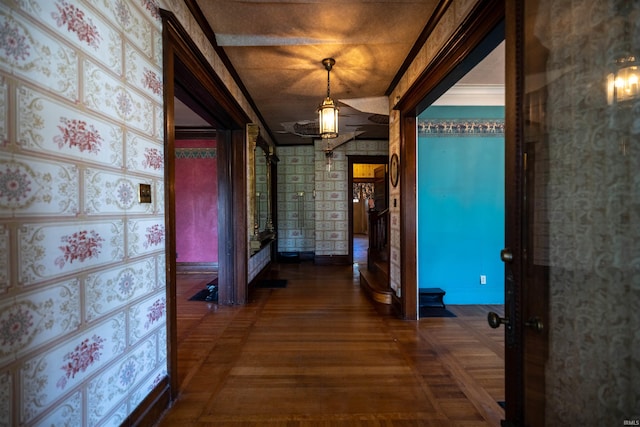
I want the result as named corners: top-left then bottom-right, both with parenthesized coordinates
top-left (367, 208), bottom-right (389, 271)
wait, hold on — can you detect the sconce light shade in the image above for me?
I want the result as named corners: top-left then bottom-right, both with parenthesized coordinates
top-left (318, 97), bottom-right (339, 139)
top-left (318, 58), bottom-right (339, 139)
top-left (607, 56), bottom-right (639, 105)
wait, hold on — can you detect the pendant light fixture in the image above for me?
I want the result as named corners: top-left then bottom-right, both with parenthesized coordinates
top-left (318, 58), bottom-right (339, 139)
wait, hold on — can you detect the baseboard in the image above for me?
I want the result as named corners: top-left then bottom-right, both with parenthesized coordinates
top-left (314, 254), bottom-right (350, 265)
top-left (176, 262), bottom-right (218, 274)
top-left (121, 377), bottom-right (171, 426)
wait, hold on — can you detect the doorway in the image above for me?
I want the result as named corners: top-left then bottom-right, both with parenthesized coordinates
top-left (348, 155), bottom-right (388, 266)
top-left (173, 102), bottom-right (218, 276)
top-left (416, 42), bottom-right (505, 310)
top-left (161, 11), bottom-right (250, 398)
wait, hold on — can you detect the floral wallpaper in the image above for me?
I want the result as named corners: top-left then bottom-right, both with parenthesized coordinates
top-left (0, 0), bottom-right (167, 425)
top-left (1, 0), bottom-right (272, 423)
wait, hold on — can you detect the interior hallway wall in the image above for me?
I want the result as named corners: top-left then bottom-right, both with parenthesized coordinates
top-left (276, 140), bottom-right (387, 258)
top-left (417, 105), bottom-right (504, 304)
top-left (313, 139), bottom-right (387, 257)
top-left (0, 0), bottom-right (271, 425)
top-left (175, 140), bottom-right (218, 264)
top-left (0, 1), bottom-right (167, 425)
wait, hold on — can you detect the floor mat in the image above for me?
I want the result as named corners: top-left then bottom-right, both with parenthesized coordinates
top-left (419, 307), bottom-right (456, 318)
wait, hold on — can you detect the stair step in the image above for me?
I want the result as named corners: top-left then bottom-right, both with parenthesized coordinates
top-left (419, 287), bottom-right (446, 308)
top-left (359, 269), bottom-right (393, 305)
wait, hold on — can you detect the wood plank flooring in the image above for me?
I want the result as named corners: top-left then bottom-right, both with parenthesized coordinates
top-left (158, 262), bottom-right (504, 426)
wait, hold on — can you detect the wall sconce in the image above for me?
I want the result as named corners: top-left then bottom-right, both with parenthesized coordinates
top-left (607, 56), bottom-right (639, 105)
top-left (318, 58), bottom-right (339, 139)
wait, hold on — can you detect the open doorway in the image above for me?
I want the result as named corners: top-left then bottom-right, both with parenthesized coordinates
top-left (174, 99), bottom-right (219, 278)
top-left (416, 41), bottom-right (505, 313)
top-left (348, 155), bottom-right (388, 267)
top-left (162, 11), bottom-right (250, 397)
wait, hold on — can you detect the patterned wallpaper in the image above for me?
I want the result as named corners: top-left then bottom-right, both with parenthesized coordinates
top-left (276, 140), bottom-right (387, 257)
top-left (276, 145), bottom-right (316, 254)
top-left (535, 0), bottom-right (640, 423)
top-left (0, 1), bottom-right (167, 425)
top-left (314, 139), bottom-right (387, 256)
top-left (1, 0), bottom-right (272, 422)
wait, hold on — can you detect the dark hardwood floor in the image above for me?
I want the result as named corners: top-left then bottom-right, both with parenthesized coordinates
top-left (159, 261), bottom-right (505, 426)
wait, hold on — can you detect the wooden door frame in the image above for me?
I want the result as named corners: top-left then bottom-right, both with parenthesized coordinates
top-left (347, 155), bottom-right (389, 264)
top-left (394, 0), bottom-right (505, 318)
top-left (502, 1), bottom-right (525, 424)
top-left (394, 0), bottom-right (523, 423)
top-left (161, 10), bottom-right (251, 399)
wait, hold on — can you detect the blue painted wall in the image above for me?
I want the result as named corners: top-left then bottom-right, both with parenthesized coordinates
top-left (417, 106), bottom-right (505, 305)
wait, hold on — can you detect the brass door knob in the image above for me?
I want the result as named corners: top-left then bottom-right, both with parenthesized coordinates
top-left (525, 317), bottom-right (544, 332)
top-left (487, 311), bottom-right (510, 329)
top-left (500, 248), bottom-right (513, 263)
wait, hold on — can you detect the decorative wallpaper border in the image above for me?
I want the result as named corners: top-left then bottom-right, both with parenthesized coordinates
top-left (418, 118), bottom-right (504, 136)
top-left (175, 148), bottom-right (217, 159)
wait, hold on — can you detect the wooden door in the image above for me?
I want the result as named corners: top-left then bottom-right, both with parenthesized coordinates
top-left (492, 1), bottom-right (549, 425)
top-left (503, 0), bottom-right (640, 423)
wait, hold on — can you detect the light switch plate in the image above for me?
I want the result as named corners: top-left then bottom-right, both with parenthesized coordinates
top-left (139, 183), bottom-right (152, 203)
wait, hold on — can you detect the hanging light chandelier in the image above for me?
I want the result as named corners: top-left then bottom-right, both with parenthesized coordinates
top-left (318, 58), bottom-right (339, 139)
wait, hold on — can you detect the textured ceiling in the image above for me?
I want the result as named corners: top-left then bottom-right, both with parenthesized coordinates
top-left (176, 1), bottom-right (504, 145)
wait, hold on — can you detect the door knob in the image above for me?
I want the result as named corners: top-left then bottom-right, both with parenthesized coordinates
top-left (525, 317), bottom-right (544, 332)
top-left (500, 248), bottom-right (513, 263)
top-left (487, 311), bottom-right (510, 329)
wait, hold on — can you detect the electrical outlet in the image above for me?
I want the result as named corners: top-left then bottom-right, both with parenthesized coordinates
top-left (480, 275), bottom-right (487, 285)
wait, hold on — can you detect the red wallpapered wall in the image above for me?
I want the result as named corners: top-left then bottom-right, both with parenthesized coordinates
top-left (175, 139), bottom-right (218, 263)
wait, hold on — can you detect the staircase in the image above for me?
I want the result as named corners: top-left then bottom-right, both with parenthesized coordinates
top-left (359, 209), bottom-right (393, 305)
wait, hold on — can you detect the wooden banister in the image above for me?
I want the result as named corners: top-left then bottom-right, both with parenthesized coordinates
top-left (368, 208), bottom-right (389, 272)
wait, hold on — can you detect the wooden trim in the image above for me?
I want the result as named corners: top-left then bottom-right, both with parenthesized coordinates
top-left (386, 0), bottom-right (454, 95)
top-left (161, 11), bottom-right (250, 128)
top-left (395, 0), bottom-right (505, 320)
top-left (161, 12), bottom-right (179, 400)
top-left (161, 8), bottom-right (252, 411)
top-left (394, 0), bottom-right (505, 112)
top-left (399, 114), bottom-right (418, 320)
top-left (232, 128), bottom-right (249, 304)
top-left (176, 262), bottom-right (219, 274)
top-left (504, 0), bottom-right (525, 423)
top-left (120, 378), bottom-right (170, 426)
top-left (216, 129), bottom-right (234, 304)
top-left (175, 127), bottom-right (216, 139)
top-left (314, 255), bottom-right (351, 266)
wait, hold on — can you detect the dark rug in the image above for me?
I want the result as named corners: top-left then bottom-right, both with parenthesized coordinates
top-left (419, 307), bottom-right (456, 318)
top-left (254, 279), bottom-right (287, 288)
top-left (189, 278), bottom-right (218, 302)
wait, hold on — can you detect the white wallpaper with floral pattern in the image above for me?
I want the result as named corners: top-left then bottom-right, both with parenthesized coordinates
top-left (1, 0), bottom-right (270, 424)
top-left (0, 0), bottom-right (168, 425)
